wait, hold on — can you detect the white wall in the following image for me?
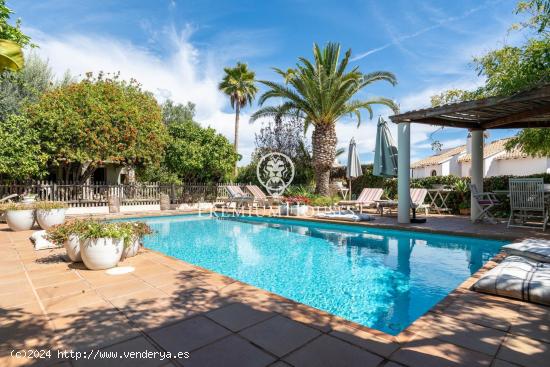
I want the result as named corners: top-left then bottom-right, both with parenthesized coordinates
top-left (492, 157), bottom-right (550, 176)
top-left (461, 157), bottom-right (549, 177)
top-left (412, 164), bottom-right (441, 178)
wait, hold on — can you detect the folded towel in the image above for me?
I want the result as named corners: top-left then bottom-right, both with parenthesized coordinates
top-left (315, 212), bottom-right (374, 222)
top-left (30, 230), bottom-right (59, 250)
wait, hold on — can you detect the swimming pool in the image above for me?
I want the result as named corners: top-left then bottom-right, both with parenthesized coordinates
top-left (126, 214), bottom-right (505, 335)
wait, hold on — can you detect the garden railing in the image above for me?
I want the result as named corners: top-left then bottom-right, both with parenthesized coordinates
top-left (0, 181), bottom-right (248, 207)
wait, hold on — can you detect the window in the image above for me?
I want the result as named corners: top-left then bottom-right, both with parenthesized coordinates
top-left (431, 170), bottom-right (437, 177)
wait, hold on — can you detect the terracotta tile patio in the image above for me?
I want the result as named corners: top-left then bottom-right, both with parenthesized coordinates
top-left (1, 212), bottom-right (549, 367)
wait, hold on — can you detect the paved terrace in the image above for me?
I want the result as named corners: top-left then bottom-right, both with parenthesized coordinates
top-left (1, 212), bottom-right (549, 367)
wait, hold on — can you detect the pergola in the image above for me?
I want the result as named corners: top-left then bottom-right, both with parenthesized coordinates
top-left (389, 84), bottom-right (550, 223)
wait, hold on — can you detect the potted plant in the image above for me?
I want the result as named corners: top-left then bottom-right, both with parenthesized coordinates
top-left (46, 220), bottom-right (90, 262)
top-left (4, 203), bottom-right (36, 231)
top-left (281, 196), bottom-right (311, 216)
top-left (35, 201), bottom-right (68, 230)
top-left (453, 180), bottom-right (470, 215)
top-left (79, 221), bottom-right (134, 270)
top-left (458, 201), bottom-right (471, 216)
top-left (120, 222), bottom-right (153, 260)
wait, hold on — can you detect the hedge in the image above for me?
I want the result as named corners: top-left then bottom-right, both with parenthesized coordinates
top-left (331, 164), bottom-right (550, 215)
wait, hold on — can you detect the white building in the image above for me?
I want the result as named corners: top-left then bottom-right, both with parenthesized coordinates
top-left (411, 137), bottom-right (550, 178)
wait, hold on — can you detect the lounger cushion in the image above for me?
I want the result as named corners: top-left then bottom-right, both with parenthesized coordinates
top-left (472, 256), bottom-right (550, 306)
top-left (503, 239), bottom-right (550, 263)
top-left (315, 213), bottom-right (374, 222)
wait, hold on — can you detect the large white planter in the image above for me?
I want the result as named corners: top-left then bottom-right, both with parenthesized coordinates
top-left (81, 238), bottom-right (124, 270)
top-left (64, 234), bottom-right (82, 262)
top-left (5, 209), bottom-right (35, 231)
top-left (289, 205), bottom-right (309, 216)
top-left (121, 238), bottom-right (140, 260)
top-left (36, 208), bottom-right (67, 230)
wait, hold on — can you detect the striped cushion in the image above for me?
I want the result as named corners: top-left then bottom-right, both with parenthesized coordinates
top-left (473, 256), bottom-right (550, 306)
top-left (246, 185), bottom-right (266, 199)
top-left (226, 186), bottom-right (243, 198)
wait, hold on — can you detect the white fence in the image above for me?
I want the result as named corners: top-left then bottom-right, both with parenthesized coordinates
top-left (0, 181), bottom-right (241, 207)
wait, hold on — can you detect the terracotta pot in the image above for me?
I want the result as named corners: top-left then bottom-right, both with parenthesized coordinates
top-left (81, 238), bottom-right (124, 270)
top-left (459, 208), bottom-right (471, 216)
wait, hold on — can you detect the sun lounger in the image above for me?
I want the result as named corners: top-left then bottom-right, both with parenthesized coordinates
top-left (224, 185), bottom-right (255, 208)
top-left (338, 188), bottom-right (383, 212)
top-left (375, 188), bottom-right (429, 223)
top-left (245, 185), bottom-right (281, 207)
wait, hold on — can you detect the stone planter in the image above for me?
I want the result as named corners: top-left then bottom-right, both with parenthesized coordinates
top-left (81, 238), bottom-right (124, 270)
top-left (279, 204), bottom-right (289, 216)
top-left (121, 238), bottom-right (140, 260)
top-left (64, 234), bottom-right (82, 262)
top-left (5, 209), bottom-right (35, 231)
top-left (289, 205), bottom-right (309, 216)
top-left (160, 193), bottom-right (171, 210)
top-left (36, 208), bottom-right (67, 230)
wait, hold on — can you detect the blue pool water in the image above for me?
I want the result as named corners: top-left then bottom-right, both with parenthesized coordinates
top-left (123, 214), bottom-right (505, 335)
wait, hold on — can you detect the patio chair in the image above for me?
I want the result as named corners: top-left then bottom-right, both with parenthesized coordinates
top-left (245, 185), bottom-right (281, 207)
top-left (376, 188), bottom-right (429, 223)
top-left (508, 178), bottom-right (548, 231)
top-left (224, 185), bottom-right (255, 208)
top-left (470, 183), bottom-right (500, 224)
top-left (410, 188), bottom-right (429, 223)
top-left (338, 188), bottom-right (383, 212)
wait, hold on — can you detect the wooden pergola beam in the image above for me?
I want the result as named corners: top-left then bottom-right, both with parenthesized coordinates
top-left (481, 105), bottom-right (550, 128)
top-left (390, 84), bottom-right (550, 125)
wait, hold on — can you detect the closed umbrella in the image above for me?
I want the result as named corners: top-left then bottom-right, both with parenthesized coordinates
top-left (346, 138), bottom-right (363, 199)
top-left (374, 117), bottom-right (398, 177)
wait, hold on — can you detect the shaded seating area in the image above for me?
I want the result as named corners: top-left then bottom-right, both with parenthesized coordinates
top-left (470, 183), bottom-right (500, 224)
top-left (390, 84), bottom-right (550, 224)
top-left (509, 178), bottom-right (549, 231)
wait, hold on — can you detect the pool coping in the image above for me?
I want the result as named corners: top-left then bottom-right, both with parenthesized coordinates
top-left (88, 210), bottom-right (518, 345)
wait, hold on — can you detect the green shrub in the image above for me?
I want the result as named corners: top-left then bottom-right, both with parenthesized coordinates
top-left (35, 201), bottom-right (68, 210)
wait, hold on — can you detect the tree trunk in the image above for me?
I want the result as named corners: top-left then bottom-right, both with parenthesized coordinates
top-left (233, 102), bottom-right (240, 177)
top-left (312, 123), bottom-right (337, 196)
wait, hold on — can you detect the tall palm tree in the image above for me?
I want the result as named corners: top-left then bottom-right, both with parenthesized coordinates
top-left (251, 42), bottom-right (398, 195)
top-left (218, 62), bottom-right (258, 176)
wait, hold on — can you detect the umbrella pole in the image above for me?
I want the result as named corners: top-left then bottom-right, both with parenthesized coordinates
top-left (348, 178), bottom-right (352, 200)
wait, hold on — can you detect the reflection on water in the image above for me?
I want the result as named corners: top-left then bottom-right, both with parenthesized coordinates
top-left (136, 215), bottom-right (505, 335)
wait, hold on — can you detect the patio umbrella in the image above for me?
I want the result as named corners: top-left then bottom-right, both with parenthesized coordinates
top-left (373, 117), bottom-right (398, 177)
top-left (346, 138), bottom-right (363, 199)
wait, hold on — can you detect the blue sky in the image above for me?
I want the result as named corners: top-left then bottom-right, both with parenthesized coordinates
top-left (14, 0), bottom-right (527, 164)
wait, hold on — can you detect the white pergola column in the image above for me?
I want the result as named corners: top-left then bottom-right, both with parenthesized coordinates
top-left (470, 129), bottom-right (484, 222)
top-left (398, 122), bottom-right (411, 224)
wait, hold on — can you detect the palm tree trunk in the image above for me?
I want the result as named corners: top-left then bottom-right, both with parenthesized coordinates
top-left (312, 123), bottom-right (337, 196)
top-left (234, 103), bottom-right (240, 177)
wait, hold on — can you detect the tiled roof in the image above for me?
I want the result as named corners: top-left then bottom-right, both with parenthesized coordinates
top-left (411, 145), bottom-right (466, 168)
top-left (495, 146), bottom-right (531, 160)
top-left (458, 138), bottom-right (511, 162)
